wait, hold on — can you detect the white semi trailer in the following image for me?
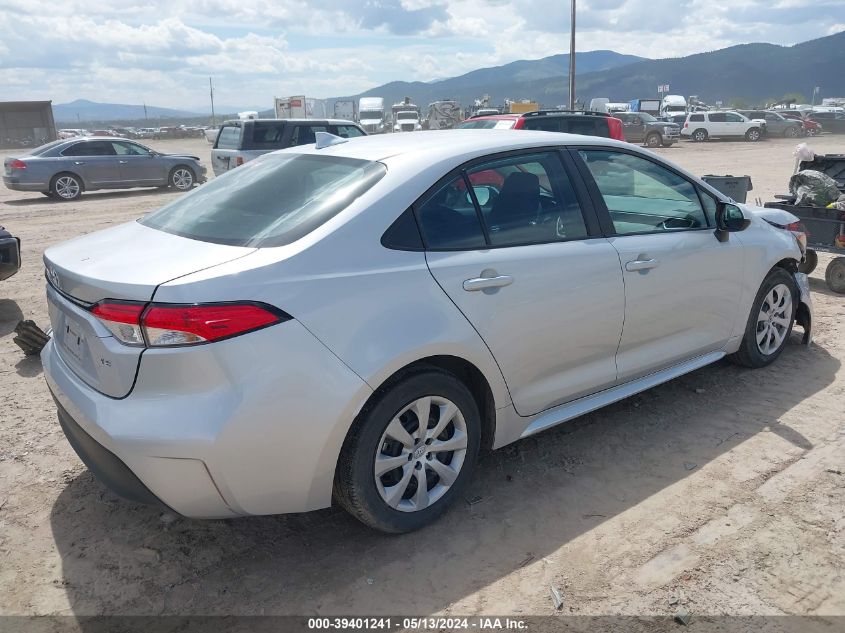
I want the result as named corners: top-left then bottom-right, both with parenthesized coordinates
top-left (358, 97), bottom-right (386, 134)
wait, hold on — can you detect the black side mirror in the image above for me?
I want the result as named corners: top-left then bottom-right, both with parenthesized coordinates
top-left (714, 202), bottom-right (751, 242)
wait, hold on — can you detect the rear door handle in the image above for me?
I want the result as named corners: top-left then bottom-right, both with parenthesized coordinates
top-left (625, 258), bottom-right (660, 272)
top-left (73, 161), bottom-right (85, 165)
top-left (118, 160), bottom-right (128, 164)
top-left (463, 275), bottom-right (514, 291)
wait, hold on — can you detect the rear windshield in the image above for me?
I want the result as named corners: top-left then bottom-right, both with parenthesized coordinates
top-left (140, 154), bottom-right (387, 247)
top-left (26, 139), bottom-right (67, 156)
top-left (457, 119), bottom-right (514, 129)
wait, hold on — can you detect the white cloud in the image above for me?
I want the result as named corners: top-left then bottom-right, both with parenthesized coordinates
top-left (0, 0), bottom-right (842, 109)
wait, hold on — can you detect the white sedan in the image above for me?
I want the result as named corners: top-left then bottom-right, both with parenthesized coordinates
top-left (42, 130), bottom-right (811, 532)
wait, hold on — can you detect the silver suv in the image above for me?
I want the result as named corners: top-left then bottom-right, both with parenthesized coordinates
top-left (210, 118), bottom-right (366, 176)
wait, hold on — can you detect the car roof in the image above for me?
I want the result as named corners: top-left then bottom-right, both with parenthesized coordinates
top-left (279, 129), bottom-right (628, 164)
top-left (222, 118), bottom-right (358, 125)
top-left (464, 114), bottom-right (520, 122)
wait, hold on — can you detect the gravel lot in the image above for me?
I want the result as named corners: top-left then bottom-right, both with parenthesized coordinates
top-left (1, 135), bottom-right (843, 624)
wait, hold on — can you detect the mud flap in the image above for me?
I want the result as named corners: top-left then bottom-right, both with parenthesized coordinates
top-left (793, 272), bottom-right (813, 346)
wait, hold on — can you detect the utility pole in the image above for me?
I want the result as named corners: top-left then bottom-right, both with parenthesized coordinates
top-left (209, 77), bottom-right (216, 126)
top-left (568, 0), bottom-right (576, 110)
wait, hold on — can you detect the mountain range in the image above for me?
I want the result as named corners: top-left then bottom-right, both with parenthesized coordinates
top-left (51, 30), bottom-right (845, 124)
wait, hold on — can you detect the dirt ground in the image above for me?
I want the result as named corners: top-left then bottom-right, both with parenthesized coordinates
top-left (0, 135), bottom-right (843, 626)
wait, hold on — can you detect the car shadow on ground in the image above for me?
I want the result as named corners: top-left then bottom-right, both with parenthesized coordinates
top-left (0, 298), bottom-right (24, 337)
top-left (49, 334), bottom-right (838, 618)
top-left (2, 187), bottom-right (177, 206)
top-left (808, 276), bottom-right (843, 299)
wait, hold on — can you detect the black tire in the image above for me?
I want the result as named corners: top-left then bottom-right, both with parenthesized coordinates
top-left (692, 129), bottom-right (708, 142)
top-left (334, 368), bottom-right (481, 533)
top-left (745, 127), bottom-right (761, 142)
top-left (798, 249), bottom-right (818, 275)
top-left (645, 133), bottom-right (662, 148)
top-left (825, 257), bottom-right (845, 294)
top-left (168, 166), bottom-right (195, 191)
top-left (729, 268), bottom-right (797, 368)
top-left (49, 172), bottom-right (83, 201)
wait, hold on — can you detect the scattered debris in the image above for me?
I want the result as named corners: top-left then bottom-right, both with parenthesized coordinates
top-left (825, 468), bottom-right (843, 475)
top-left (517, 554), bottom-right (535, 568)
top-left (669, 595), bottom-right (679, 606)
top-left (13, 320), bottom-right (50, 356)
top-left (366, 578), bottom-right (374, 585)
top-left (684, 462), bottom-right (697, 471)
top-left (694, 388), bottom-right (706, 394)
top-left (0, 498), bottom-right (7, 511)
top-left (505, 474), bottom-right (513, 482)
top-left (159, 512), bottom-right (177, 524)
top-left (549, 585), bottom-right (564, 610)
top-left (674, 607), bottom-right (692, 626)
top-left (582, 513), bottom-right (607, 519)
top-left (466, 495), bottom-right (483, 506)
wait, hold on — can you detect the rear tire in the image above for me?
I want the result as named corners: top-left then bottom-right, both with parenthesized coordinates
top-left (50, 173), bottom-right (82, 201)
top-left (692, 129), bottom-right (708, 142)
top-left (826, 257), bottom-right (845, 294)
top-left (745, 128), bottom-right (761, 142)
top-left (729, 268), bottom-right (797, 368)
top-left (784, 126), bottom-right (799, 138)
top-left (334, 368), bottom-right (481, 533)
top-left (798, 249), bottom-right (818, 275)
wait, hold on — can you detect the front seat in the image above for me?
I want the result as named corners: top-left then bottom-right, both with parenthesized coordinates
top-left (488, 172), bottom-right (540, 238)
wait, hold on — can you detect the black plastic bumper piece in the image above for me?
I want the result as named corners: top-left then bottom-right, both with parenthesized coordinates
top-left (0, 235), bottom-right (21, 281)
top-left (54, 397), bottom-right (169, 509)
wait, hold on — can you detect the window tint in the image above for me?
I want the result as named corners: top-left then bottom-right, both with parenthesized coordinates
top-left (62, 141), bottom-right (116, 156)
top-left (563, 119), bottom-right (607, 137)
top-left (697, 187), bottom-right (718, 225)
top-left (111, 141), bottom-right (150, 156)
top-left (579, 150), bottom-right (708, 235)
top-left (466, 152), bottom-right (587, 246)
top-left (334, 125), bottom-right (365, 138)
top-left (708, 113), bottom-right (726, 123)
top-left (216, 126), bottom-right (241, 150)
top-left (764, 113), bottom-right (780, 122)
top-left (251, 121), bottom-right (287, 146)
top-left (140, 154), bottom-right (386, 248)
top-left (521, 118), bottom-right (561, 132)
top-left (290, 125), bottom-right (328, 146)
top-left (689, 114), bottom-right (704, 122)
top-left (725, 113), bottom-right (745, 122)
top-left (382, 208), bottom-right (423, 250)
top-left (416, 176), bottom-right (487, 250)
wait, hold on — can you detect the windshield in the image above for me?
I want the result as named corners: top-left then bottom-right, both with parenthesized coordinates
top-left (360, 110), bottom-right (382, 119)
top-left (397, 112), bottom-right (418, 120)
top-left (140, 154), bottom-right (386, 247)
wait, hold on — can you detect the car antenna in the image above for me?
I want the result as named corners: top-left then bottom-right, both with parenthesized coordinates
top-left (315, 132), bottom-right (349, 149)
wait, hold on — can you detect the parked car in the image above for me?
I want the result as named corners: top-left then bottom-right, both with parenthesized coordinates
top-left (41, 130), bottom-right (812, 532)
top-left (681, 111), bottom-right (763, 142)
top-left (660, 114), bottom-right (688, 127)
top-left (457, 110), bottom-right (625, 141)
top-left (806, 111), bottom-right (845, 134)
top-left (0, 225), bottom-right (21, 281)
top-left (736, 110), bottom-right (801, 138)
top-left (211, 118), bottom-right (366, 176)
top-left (775, 111), bottom-right (822, 136)
top-left (615, 112), bottom-right (679, 147)
top-left (2, 137), bottom-right (206, 201)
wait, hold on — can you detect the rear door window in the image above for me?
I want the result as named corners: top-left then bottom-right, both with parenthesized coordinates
top-left (333, 125), bottom-right (365, 138)
top-left (250, 121), bottom-right (287, 147)
top-left (708, 113), bottom-right (727, 123)
top-left (215, 125), bottom-right (241, 150)
top-left (521, 118), bottom-right (561, 132)
top-left (61, 141), bottom-right (116, 156)
top-left (290, 125), bottom-right (328, 146)
top-left (689, 114), bottom-right (705, 122)
top-left (416, 176), bottom-right (487, 250)
top-left (140, 154), bottom-right (386, 247)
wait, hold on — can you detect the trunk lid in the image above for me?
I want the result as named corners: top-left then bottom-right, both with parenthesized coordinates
top-left (44, 221), bottom-right (255, 397)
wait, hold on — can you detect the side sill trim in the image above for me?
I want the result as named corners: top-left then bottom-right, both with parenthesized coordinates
top-left (520, 351), bottom-right (725, 438)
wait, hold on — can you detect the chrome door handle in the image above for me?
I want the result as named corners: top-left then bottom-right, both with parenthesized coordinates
top-left (73, 161), bottom-right (85, 165)
top-left (625, 258), bottom-right (659, 272)
top-left (463, 275), bottom-right (513, 291)
top-left (118, 160), bottom-right (128, 164)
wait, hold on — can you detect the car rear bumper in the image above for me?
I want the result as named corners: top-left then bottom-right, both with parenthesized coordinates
top-left (0, 235), bottom-right (21, 281)
top-left (2, 175), bottom-right (47, 191)
top-left (43, 318), bottom-right (373, 518)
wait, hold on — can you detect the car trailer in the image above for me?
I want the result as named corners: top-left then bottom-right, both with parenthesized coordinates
top-left (764, 154), bottom-right (845, 293)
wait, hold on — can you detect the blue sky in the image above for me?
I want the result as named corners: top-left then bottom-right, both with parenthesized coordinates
top-left (1, 0), bottom-right (843, 109)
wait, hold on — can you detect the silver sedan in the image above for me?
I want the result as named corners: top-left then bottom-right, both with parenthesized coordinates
top-left (2, 137), bottom-right (206, 201)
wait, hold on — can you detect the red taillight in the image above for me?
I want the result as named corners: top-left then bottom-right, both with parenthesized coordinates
top-left (684, 122), bottom-right (689, 128)
top-left (235, 156), bottom-right (244, 167)
top-left (90, 301), bottom-right (288, 347)
top-left (9, 159), bottom-right (27, 170)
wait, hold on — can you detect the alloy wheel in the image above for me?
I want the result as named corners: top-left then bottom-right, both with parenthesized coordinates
top-left (755, 283), bottom-right (792, 355)
top-left (374, 396), bottom-right (468, 513)
top-left (55, 176), bottom-right (80, 199)
top-left (172, 168), bottom-right (194, 190)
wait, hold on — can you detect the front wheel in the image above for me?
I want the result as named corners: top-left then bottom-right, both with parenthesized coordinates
top-left (729, 268), bottom-right (797, 368)
top-left (745, 128), bottom-right (761, 142)
top-left (826, 257), bottom-right (845, 294)
top-left (168, 166), bottom-right (195, 191)
top-left (334, 368), bottom-right (481, 533)
top-left (645, 133), bottom-right (661, 148)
